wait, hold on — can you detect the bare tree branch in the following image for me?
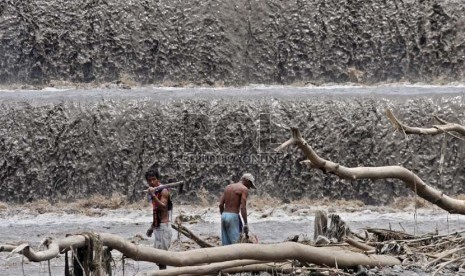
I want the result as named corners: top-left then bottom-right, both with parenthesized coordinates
top-left (345, 237), bottom-right (375, 252)
top-left (275, 127), bottom-right (465, 215)
top-left (274, 137), bottom-right (296, 151)
top-left (386, 109), bottom-right (465, 136)
top-left (0, 245), bottom-right (16, 252)
top-left (423, 246), bottom-right (465, 270)
top-left (8, 239), bottom-right (59, 262)
top-left (431, 256), bottom-right (465, 276)
top-left (171, 223), bottom-right (215, 248)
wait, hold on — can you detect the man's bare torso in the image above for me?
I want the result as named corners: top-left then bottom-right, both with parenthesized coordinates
top-left (222, 182), bottom-right (248, 213)
top-left (157, 189), bottom-right (170, 223)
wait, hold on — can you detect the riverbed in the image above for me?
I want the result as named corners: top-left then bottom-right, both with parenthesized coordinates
top-left (1, 199), bottom-right (464, 275)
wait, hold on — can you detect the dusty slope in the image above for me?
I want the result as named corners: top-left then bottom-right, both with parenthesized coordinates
top-left (0, 0), bottom-right (464, 85)
top-left (0, 86), bottom-right (464, 205)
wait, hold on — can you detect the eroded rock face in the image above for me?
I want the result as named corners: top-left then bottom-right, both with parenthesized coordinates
top-left (0, 0), bottom-right (464, 85)
top-left (0, 91), bottom-right (463, 204)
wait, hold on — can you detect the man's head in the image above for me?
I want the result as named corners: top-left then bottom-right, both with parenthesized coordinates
top-left (145, 170), bottom-right (160, 187)
top-left (241, 173), bottom-right (256, 189)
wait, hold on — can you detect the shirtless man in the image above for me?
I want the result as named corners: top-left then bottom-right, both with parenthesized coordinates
top-left (145, 169), bottom-right (172, 270)
top-left (218, 173), bottom-right (256, 245)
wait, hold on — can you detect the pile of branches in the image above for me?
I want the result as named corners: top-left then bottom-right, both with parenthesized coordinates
top-left (354, 227), bottom-right (465, 275)
top-left (312, 210), bottom-right (465, 275)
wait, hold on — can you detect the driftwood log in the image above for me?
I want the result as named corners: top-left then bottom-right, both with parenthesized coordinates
top-left (275, 127), bottom-right (465, 214)
top-left (1, 232), bottom-right (400, 271)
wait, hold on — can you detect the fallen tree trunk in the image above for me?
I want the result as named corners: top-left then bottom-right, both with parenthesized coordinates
top-left (99, 233), bottom-right (400, 268)
top-left (142, 262), bottom-right (346, 276)
top-left (143, 260), bottom-right (268, 276)
top-left (386, 109), bottom-right (465, 136)
top-left (152, 263), bottom-right (297, 276)
top-left (2, 232), bottom-right (401, 268)
top-left (275, 127), bottom-right (465, 214)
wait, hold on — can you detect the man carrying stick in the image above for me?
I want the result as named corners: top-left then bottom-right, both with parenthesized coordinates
top-left (145, 169), bottom-right (172, 270)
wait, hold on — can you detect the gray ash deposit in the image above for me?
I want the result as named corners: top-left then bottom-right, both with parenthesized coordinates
top-left (0, 86), bottom-right (463, 205)
top-left (0, 0), bottom-right (464, 85)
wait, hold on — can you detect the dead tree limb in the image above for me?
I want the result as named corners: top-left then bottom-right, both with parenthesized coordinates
top-left (221, 263), bottom-right (295, 275)
top-left (0, 245), bottom-right (16, 252)
top-left (143, 260), bottom-right (268, 276)
top-left (366, 228), bottom-right (416, 241)
top-left (432, 256), bottom-right (465, 276)
top-left (100, 233), bottom-right (400, 268)
top-left (423, 246), bottom-right (465, 269)
top-left (171, 223), bottom-right (215, 248)
top-left (386, 109), bottom-right (465, 136)
top-left (345, 237), bottom-right (375, 252)
top-left (8, 239), bottom-right (59, 262)
top-left (275, 127), bottom-right (465, 214)
top-left (2, 232), bottom-right (401, 268)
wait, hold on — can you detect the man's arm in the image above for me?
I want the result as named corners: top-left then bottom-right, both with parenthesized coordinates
top-left (218, 193), bottom-right (225, 214)
top-left (239, 188), bottom-right (248, 225)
